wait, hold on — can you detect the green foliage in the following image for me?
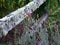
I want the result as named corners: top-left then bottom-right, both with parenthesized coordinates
top-left (0, 0), bottom-right (30, 18)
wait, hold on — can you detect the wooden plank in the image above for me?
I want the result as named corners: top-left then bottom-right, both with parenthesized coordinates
top-left (0, 0), bottom-right (46, 36)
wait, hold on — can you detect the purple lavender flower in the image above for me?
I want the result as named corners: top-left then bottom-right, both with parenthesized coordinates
top-left (42, 13), bottom-right (48, 21)
top-left (44, 13), bottom-right (48, 18)
top-left (38, 13), bottom-right (48, 24)
top-left (53, 21), bottom-right (58, 31)
top-left (37, 41), bottom-right (42, 45)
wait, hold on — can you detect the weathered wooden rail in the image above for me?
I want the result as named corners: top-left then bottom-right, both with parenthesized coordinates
top-left (0, 0), bottom-right (46, 37)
